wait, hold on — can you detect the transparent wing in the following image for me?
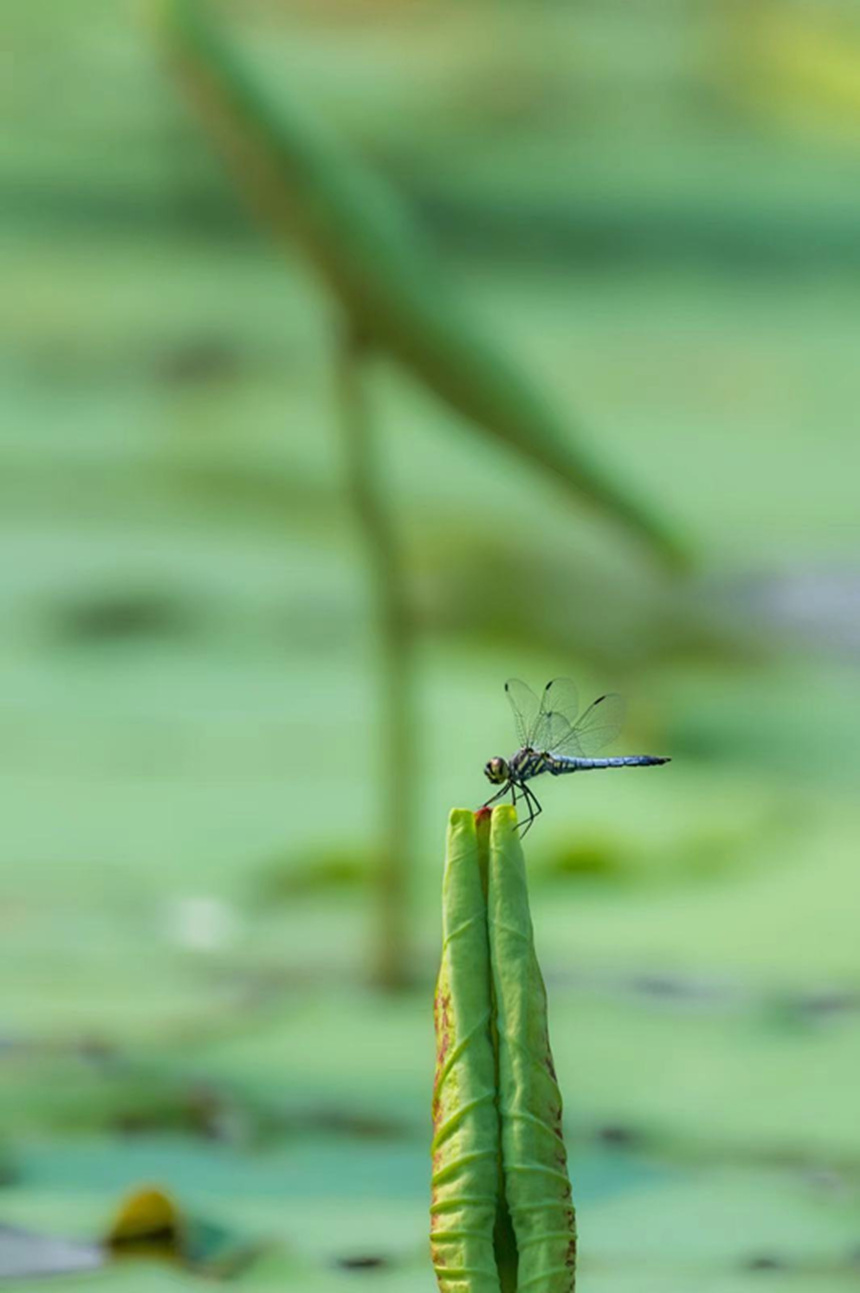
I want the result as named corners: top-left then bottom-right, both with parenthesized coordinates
top-left (531, 678), bottom-right (580, 752)
top-left (504, 679), bottom-right (541, 748)
top-left (549, 692), bottom-right (626, 757)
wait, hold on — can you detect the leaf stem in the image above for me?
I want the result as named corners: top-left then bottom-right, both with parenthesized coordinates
top-left (335, 327), bottom-right (414, 991)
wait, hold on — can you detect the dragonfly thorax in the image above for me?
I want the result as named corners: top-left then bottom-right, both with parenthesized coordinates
top-left (510, 747), bottom-right (550, 781)
top-left (484, 756), bottom-right (509, 785)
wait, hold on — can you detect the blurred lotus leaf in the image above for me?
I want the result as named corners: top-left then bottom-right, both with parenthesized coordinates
top-left (254, 845), bottom-right (373, 903)
top-left (0, 1184), bottom-right (267, 1281)
top-left (106, 1184), bottom-right (267, 1276)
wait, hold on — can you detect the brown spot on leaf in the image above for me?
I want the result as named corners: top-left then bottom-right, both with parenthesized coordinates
top-left (434, 991), bottom-right (452, 1083)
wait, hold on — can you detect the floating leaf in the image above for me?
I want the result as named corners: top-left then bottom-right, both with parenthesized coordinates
top-left (106, 1184), bottom-right (265, 1277)
top-left (0, 1183), bottom-right (260, 1282)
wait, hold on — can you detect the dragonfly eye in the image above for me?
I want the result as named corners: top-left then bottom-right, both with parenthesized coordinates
top-left (484, 757), bottom-right (508, 784)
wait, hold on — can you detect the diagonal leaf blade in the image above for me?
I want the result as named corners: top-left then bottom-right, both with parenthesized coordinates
top-left (157, 0), bottom-right (688, 569)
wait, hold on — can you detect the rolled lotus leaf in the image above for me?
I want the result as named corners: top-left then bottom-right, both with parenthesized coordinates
top-left (432, 807), bottom-right (576, 1291)
top-left (488, 807), bottom-right (577, 1292)
top-left (431, 809), bottom-right (502, 1293)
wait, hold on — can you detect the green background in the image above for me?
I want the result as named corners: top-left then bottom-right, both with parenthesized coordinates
top-left (2, 0), bottom-right (860, 1288)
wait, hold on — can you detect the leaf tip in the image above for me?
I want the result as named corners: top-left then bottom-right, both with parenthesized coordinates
top-left (492, 804), bottom-right (519, 833)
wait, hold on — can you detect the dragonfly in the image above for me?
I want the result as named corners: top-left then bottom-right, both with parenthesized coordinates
top-left (483, 679), bottom-right (670, 834)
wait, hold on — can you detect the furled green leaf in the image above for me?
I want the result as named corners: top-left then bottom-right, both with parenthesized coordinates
top-left (431, 809), bottom-right (502, 1293)
top-left (156, 0), bottom-right (686, 568)
top-left (432, 808), bottom-right (577, 1292)
top-left (488, 807), bottom-right (577, 1292)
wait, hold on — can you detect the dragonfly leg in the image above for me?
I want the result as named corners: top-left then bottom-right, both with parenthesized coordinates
top-left (511, 782), bottom-right (534, 835)
top-left (518, 783), bottom-right (542, 837)
top-left (482, 781), bottom-right (511, 810)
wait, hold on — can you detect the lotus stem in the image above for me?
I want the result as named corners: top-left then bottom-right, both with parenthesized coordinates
top-left (336, 328), bottom-right (414, 991)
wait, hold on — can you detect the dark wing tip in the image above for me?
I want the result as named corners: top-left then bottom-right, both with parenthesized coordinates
top-left (545, 677), bottom-right (576, 694)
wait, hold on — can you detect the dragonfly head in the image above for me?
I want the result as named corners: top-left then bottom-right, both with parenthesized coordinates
top-left (484, 756), bottom-right (509, 785)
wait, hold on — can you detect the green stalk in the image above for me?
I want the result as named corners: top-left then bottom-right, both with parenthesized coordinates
top-left (432, 808), bottom-right (576, 1292)
top-left (336, 329), bottom-right (414, 991)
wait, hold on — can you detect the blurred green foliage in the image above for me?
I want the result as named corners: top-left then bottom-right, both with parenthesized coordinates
top-left (159, 0), bottom-right (686, 567)
top-left (157, 0), bottom-right (691, 994)
top-left (3, 0), bottom-right (860, 1290)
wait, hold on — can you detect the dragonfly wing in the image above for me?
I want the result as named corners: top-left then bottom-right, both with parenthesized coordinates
top-left (551, 692), bottom-right (626, 757)
top-left (504, 679), bottom-right (541, 749)
top-left (531, 678), bottom-right (580, 751)
top-left (543, 711), bottom-right (584, 755)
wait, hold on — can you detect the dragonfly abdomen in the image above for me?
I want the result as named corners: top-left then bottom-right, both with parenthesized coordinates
top-left (548, 755), bottom-right (669, 774)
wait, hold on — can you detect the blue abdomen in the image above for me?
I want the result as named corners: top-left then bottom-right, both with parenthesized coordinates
top-left (548, 755), bottom-right (668, 774)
